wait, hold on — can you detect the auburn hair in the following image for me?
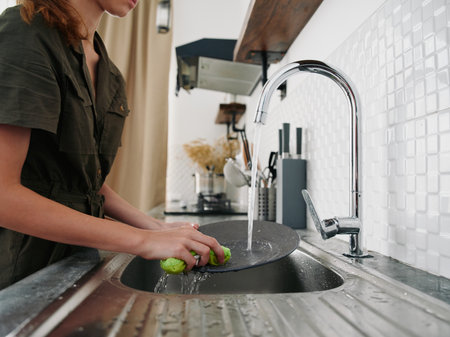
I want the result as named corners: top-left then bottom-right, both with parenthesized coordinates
top-left (17, 0), bottom-right (86, 45)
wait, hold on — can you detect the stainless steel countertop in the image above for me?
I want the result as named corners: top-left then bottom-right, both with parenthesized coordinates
top-left (1, 206), bottom-right (450, 337)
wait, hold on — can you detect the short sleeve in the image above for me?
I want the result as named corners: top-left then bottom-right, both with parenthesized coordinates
top-left (0, 7), bottom-right (61, 133)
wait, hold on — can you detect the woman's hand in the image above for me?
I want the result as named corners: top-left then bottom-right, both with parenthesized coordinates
top-left (0, 125), bottom-right (222, 273)
top-left (135, 224), bottom-right (224, 271)
top-left (150, 218), bottom-right (199, 230)
top-left (100, 184), bottom-right (200, 231)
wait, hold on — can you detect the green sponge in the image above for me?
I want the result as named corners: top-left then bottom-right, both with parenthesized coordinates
top-left (208, 246), bottom-right (231, 266)
top-left (159, 251), bottom-right (196, 274)
top-left (160, 246), bottom-right (231, 274)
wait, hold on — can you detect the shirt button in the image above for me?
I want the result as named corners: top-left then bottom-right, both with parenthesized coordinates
top-left (97, 169), bottom-right (101, 176)
top-left (120, 104), bottom-right (124, 112)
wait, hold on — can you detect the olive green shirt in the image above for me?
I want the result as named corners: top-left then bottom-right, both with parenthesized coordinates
top-left (0, 6), bottom-right (129, 289)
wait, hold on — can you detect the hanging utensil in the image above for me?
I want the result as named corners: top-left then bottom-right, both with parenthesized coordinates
top-left (267, 151), bottom-right (278, 186)
top-left (223, 158), bottom-right (251, 187)
top-left (239, 129), bottom-right (252, 170)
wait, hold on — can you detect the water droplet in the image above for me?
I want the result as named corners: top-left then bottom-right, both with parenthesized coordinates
top-left (154, 273), bottom-right (169, 293)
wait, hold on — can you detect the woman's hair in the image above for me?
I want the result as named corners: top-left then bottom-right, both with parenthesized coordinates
top-left (17, 0), bottom-right (86, 45)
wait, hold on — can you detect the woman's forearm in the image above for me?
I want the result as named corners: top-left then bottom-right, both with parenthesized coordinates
top-left (0, 125), bottom-right (223, 269)
top-left (100, 184), bottom-right (196, 230)
top-left (0, 181), bottom-right (144, 255)
top-left (0, 182), bottom-right (224, 267)
top-left (100, 183), bottom-right (164, 229)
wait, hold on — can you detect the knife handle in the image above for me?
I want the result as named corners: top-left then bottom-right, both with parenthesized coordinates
top-left (282, 123), bottom-right (290, 158)
top-left (278, 129), bottom-right (283, 155)
top-left (296, 127), bottom-right (302, 156)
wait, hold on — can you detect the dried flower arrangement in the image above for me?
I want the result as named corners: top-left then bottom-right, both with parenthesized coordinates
top-left (183, 137), bottom-right (240, 174)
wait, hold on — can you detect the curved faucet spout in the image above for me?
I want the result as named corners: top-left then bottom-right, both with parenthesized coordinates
top-left (253, 60), bottom-right (369, 257)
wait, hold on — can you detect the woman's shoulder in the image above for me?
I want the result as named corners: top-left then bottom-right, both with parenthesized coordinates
top-left (0, 6), bottom-right (64, 59)
top-left (1, 6), bottom-right (48, 36)
top-left (0, 5), bottom-right (23, 26)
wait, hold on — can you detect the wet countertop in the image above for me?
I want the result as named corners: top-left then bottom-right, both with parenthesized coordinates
top-left (1, 205), bottom-right (450, 337)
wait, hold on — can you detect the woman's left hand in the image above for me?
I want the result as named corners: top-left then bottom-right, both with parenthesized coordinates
top-left (99, 184), bottom-right (200, 231)
top-left (151, 218), bottom-right (199, 230)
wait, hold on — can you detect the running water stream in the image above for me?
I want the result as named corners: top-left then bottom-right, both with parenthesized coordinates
top-left (154, 272), bottom-right (212, 294)
top-left (155, 124), bottom-right (263, 293)
top-left (247, 124), bottom-right (263, 251)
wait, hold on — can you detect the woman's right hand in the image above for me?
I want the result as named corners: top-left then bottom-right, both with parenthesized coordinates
top-left (135, 225), bottom-right (225, 271)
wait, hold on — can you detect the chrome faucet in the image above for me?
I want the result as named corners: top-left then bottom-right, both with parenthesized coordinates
top-left (254, 60), bottom-right (370, 258)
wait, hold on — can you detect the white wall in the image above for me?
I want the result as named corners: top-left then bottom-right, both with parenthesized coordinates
top-left (243, 0), bottom-right (450, 278)
top-left (166, 0), bottom-right (450, 278)
top-left (168, 0), bottom-right (251, 146)
top-left (245, 0), bottom-right (387, 135)
top-left (0, 0), bottom-right (16, 14)
top-left (166, 0), bottom-right (386, 202)
top-left (168, 0), bottom-right (251, 145)
top-left (166, 0), bottom-right (250, 202)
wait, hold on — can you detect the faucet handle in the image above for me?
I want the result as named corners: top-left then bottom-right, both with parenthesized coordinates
top-left (301, 189), bottom-right (338, 240)
top-left (302, 189), bottom-right (361, 241)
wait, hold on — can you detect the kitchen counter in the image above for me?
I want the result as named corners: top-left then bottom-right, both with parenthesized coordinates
top-left (1, 206), bottom-right (450, 337)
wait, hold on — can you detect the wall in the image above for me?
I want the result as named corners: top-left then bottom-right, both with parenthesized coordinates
top-left (166, 0), bottom-right (250, 203)
top-left (243, 0), bottom-right (450, 278)
top-left (166, 0), bottom-right (450, 278)
top-left (0, 0), bottom-right (16, 14)
top-left (166, 0), bottom-right (384, 203)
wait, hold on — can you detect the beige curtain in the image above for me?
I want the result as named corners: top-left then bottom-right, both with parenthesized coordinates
top-left (97, 0), bottom-right (173, 211)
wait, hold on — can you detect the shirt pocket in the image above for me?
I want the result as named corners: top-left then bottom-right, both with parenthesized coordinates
top-left (99, 95), bottom-right (129, 155)
top-left (57, 74), bottom-right (97, 154)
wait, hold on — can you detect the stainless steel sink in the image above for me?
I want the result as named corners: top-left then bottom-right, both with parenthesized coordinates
top-left (120, 249), bottom-right (344, 294)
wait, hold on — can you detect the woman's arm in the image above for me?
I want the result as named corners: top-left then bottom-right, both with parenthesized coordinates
top-left (100, 183), bottom-right (194, 230)
top-left (0, 125), bottom-right (224, 268)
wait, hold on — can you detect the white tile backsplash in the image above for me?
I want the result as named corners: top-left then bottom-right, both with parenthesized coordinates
top-left (243, 0), bottom-right (450, 277)
top-left (165, 0), bottom-right (449, 278)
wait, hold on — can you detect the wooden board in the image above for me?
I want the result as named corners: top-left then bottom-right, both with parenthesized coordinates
top-left (234, 0), bottom-right (323, 64)
top-left (215, 103), bottom-right (246, 124)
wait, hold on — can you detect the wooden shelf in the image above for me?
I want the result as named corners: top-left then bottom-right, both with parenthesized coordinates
top-left (215, 103), bottom-right (246, 124)
top-left (233, 0), bottom-right (323, 64)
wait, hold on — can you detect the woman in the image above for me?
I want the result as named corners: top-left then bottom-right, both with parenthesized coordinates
top-left (0, 0), bottom-right (223, 289)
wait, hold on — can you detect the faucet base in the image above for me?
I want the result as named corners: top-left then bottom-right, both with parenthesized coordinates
top-left (343, 252), bottom-right (373, 259)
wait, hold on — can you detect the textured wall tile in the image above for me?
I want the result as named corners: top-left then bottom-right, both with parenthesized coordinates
top-left (438, 109), bottom-right (450, 132)
top-left (266, 0), bottom-right (450, 276)
top-left (436, 48), bottom-right (449, 68)
top-left (166, 0), bottom-right (450, 277)
top-left (440, 234), bottom-right (450, 257)
top-left (441, 214), bottom-right (450, 233)
top-left (428, 194), bottom-right (440, 214)
top-left (439, 255), bottom-right (450, 278)
top-left (416, 249), bottom-right (428, 269)
top-left (428, 213), bottom-right (440, 232)
top-left (440, 194), bottom-right (450, 213)
top-left (441, 174), bottom-right (450, 193)
top-left (426, 251), bottom-right (440, 274)
top-left (415, 229), bottom-right (428, 249)
top-left (440, 154), bottom-right (450, 173)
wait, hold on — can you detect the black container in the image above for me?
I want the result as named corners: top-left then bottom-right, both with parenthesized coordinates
top-left (276, 158), bottom-right (307, 229)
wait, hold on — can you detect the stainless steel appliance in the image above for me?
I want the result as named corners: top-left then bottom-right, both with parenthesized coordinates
top-left (164, 173), bottom-right (247, 215)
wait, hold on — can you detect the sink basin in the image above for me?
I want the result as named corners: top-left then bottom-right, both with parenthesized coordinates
top-left (120, 249), bottom-right (344, 294)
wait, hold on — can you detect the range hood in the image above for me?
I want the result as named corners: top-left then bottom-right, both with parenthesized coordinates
top-left (175, 39), bottom-right (262, 96)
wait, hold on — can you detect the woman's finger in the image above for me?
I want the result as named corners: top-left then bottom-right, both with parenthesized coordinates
top-left (189, 231), bottom-right (224, 265)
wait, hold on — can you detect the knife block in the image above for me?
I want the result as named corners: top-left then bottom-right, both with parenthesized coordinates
top-left (276, 158), bottom-right (307, 229)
